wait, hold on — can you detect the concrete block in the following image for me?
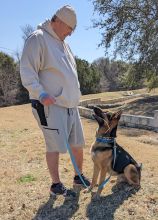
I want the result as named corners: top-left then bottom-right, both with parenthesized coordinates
top-left (78, 98), bottom-right (158, 132)
top-left (130, 116), bottom-right (140, 124)
top-left (154, 110), bottom-right (158, 119)
top-left (139, 117), bottom-right (148, 126)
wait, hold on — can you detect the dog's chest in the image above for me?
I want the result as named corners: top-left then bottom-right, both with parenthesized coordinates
top-left (91, 148), bottom-right (113, 168)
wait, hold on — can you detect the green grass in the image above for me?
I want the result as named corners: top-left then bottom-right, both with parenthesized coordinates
top-left (17, 174), bottom-right (37, 183)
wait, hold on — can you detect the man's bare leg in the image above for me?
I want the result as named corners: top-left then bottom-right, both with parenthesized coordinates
top-left (47, 151), bottom-right (77, 197)
top-left (71, 147), bottom-right (83, 175)
top-left (46, 148), bottom-right (83, 182)
top-left (46, 152), bottom-right (60, 183)
top-left (71, 147), bottom-right (90, 187)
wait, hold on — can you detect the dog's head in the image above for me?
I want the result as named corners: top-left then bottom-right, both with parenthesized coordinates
top-left (93, 106), bottom-right (122, 138)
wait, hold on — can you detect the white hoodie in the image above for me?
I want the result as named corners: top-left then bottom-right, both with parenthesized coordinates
top-left (20, 20), bottom-right (81, 108)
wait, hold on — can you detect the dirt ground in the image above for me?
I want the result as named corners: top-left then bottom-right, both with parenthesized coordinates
top-left (0, 103), bottom-right (158, 220)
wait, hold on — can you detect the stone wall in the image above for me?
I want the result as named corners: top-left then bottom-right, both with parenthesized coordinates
top-left (80, 98), bottom-right (101, 107)
top-left (119, 110), bottom-right (158, 131)
top-left (79, 97), bottom-right (158, 132)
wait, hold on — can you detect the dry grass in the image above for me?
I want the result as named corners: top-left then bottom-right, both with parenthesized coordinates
top-left (80, 88), bottom-right (158, 101)
top-left (0, 101), bottom-right (158, 220)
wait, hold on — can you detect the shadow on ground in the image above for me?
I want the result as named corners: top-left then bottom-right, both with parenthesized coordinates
top-left (33, 186), bottom-right (81, 220)
top-left (86, 183), bottom-right (139, 220)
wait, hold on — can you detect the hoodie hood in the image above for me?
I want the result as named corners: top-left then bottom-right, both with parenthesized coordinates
top-left (20, 19), bottom-right (81, 108)
top-left (37, 20), bottom-right (60, 41)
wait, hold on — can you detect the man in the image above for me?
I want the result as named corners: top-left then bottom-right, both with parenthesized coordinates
top-left (20, 5), bottom-right (90, 197)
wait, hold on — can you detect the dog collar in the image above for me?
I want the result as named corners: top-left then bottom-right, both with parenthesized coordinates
top-left (96, 137), bottom-right (115, 144)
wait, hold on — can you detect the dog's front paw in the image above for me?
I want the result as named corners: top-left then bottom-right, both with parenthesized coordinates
top-left (83, 187), bottom-right (92, 194)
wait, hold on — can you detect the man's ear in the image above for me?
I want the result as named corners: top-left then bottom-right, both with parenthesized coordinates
top-left (93, 106), bottom-right (104, 118)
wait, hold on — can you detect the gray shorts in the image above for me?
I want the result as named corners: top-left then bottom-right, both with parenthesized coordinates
top-left (31, 101), bottom-right (85, 153)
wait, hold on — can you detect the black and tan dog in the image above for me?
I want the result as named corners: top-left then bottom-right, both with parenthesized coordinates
top-left (87, 107), bottom-right (141, 196)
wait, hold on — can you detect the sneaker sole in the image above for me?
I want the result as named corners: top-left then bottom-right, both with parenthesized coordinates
top-left (73, 182), bottom-right (89, 188)
top-left (50, 191), bottom-right (76, 198)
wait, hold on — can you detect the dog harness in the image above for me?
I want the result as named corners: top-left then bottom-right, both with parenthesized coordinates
top-left (95, 137), bottom-right (138, 174)
top-left (112, 144), bottom-right (138, 174)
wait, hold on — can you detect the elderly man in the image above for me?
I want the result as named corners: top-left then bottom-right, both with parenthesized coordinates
top-left (20, 5), bottom-right (90, 197)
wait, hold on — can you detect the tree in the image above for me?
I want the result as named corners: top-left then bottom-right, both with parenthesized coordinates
top-left (17, 24), bottom-right (35, 103)
top-left (120, 63), bottom-right (144, 89)
top-left (93, 57), bottom-right (119, 91)
top-left (0, 52), bottom-right (29, 106)
top-left (21, 24), bottom-right (35, 42)
top-left (0, 52), bottom-right (18, 105)
top-left (91, 0), bottom-right (158, 89)
top-left (76, 57), bottom-right (101, 94)
top-left (92, 57), bottom-right (141, 91)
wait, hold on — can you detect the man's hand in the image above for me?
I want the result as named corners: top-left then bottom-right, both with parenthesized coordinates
top-left (39, 93), bottom-right (56, 106)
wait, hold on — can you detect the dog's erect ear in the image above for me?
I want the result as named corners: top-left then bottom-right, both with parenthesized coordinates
top-left (93, 114), bottom-right (104, 126)
top-left (112, 110), bottom-right (122, 120)
top-left (93, 107), bottom-right (104, 118)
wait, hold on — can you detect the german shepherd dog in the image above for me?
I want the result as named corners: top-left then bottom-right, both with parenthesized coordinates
top-left (87, 107), bottom-right (141, 196)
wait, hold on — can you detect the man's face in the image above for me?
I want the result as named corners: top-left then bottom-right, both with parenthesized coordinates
top-left (54, 18), bottom-right (73, 40)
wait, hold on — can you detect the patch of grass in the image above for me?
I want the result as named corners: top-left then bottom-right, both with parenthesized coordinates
top-left (17, 174), bottom-right (37, 183)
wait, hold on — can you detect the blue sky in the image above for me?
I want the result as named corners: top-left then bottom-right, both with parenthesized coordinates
top-left (0, 0), bottom-right (106, 63)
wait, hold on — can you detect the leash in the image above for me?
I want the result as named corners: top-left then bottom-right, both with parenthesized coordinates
top-left (64, 115), bottom-right (117, 190)
top-left (63, 108), bottom-right (89, 188)
top-left (98, 138), bottom-right (117, 190)
top-left (66, 137), bottom-right (117, 190)
top-left (94, 115), bottom-right (118, 190)
top-left (43, 127), bottom-right (89, 188)
top-left (40, 104), bottom-right (117, 190)
top-left (33, 100), bottom-right (118, 190)
top-left (65, 140), bottom-right (90, 188)
top-left (39, 104), bottom-right (89, 189)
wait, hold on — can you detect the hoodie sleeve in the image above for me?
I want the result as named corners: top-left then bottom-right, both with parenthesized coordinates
top-left (20, 34), bottom-right (46, 100)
